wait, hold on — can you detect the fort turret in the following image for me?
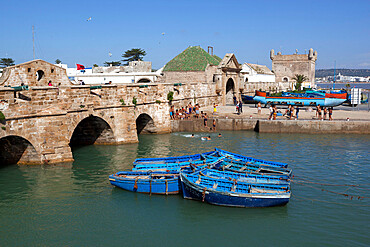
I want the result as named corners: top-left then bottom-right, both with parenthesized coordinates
top-left (270, 48), bottom-right (317, 88)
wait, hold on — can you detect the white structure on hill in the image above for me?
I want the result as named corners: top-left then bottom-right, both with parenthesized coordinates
top-left (240, 63), bottom-right (275, 83)
top-left (56, 61), bottom-right (163, 85)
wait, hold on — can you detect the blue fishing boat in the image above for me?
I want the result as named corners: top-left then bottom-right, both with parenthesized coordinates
top-left (198, 168), bottom-right (290, 185)
top-left (133, 151), bottom-right (216, 166)
top-left (211, 158), bottom-right (292, 178)
top-left (253, 90), bottom-right (347, 107)
top-left (132, 157), bottom-right (223, 172)
top-left (109, 171), bottom-right (180, 194)
top-left (180, 171), bottom-right (290, 207)
top-left (211, 148), bottom-right (288, 168)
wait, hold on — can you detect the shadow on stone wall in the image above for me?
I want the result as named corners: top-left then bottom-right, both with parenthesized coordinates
top-left (69, 116), bottom-right (115, 147)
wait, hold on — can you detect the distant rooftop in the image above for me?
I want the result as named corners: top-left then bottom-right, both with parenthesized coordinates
top-left (246, 63), bottom-right (274, 75)
top-left (163, 46), bottom-right (221, 72)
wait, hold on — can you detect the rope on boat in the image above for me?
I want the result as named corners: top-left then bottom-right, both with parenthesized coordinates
top-left (202, 188), bottom-right (207, 202)
top-left (292, 194), bottom-right (370, 207)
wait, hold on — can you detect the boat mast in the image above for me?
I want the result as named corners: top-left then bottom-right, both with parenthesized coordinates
top-left (32, 25), bottom-right (35, 60)
top-left (333, 60), bottom-right (336, 90)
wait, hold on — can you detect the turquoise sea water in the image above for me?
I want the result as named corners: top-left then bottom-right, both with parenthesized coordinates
top-left (0, 131), bottom-right (369, 246)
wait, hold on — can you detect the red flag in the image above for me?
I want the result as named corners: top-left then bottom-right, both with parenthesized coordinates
top-left (76, 64), bottom-right (85, 70)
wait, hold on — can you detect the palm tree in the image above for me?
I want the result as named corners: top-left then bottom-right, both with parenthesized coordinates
top-left (292, 74), bottom-right (308, 90)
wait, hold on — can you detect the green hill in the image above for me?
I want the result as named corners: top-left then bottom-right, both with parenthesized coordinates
top-left (163, 46), bottom-right (221, 72)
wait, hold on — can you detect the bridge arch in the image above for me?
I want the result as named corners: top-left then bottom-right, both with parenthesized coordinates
top-left (226, 78), bottom-right (235, 105)
top-left (69, 115), bottom-right (115, 147)
top-left (0, 135), bottom-right (41, 166)
top-left (136, 113), bottom-right (156, 135)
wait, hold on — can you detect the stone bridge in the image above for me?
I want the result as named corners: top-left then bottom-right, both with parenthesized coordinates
top-left (0, 60), bottom-right (221, 165)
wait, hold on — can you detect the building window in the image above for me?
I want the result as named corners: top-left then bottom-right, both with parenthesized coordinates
top-left (51, 69), bottom-right (54, 73)
top-left (28, 68), bottom-right (31, 73)
top-left (283, 77), bottom-right (289, 82)
top-left (36, 70), bottom-right (44, 81)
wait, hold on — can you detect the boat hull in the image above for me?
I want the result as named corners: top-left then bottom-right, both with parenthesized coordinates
top-left (253, 95), bottom-right (346, 107)
top-left (180, 174), bottom-right (290, 208)
top-left (109, 172), bottom-right (180, 194)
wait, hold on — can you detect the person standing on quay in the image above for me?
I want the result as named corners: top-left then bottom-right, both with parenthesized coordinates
top-left (290, 106), bottom-right (294, 120)
top-left (213, 103), bottom-right (218, 115)
top-left (317, 105), bottom-right (322, 120)
top-left (239, 100), bottom-right (243, 114)
top-left (204, 113), bottom-right (208, 127)
top-left (296, 106), bottom-right (300, 120)
top-left (273, 105), bottom-right (277, 120)
top-left (268, 105), bottom-right (273, 120)
top-left (257, 102), bottom-right (262, 115)
top-left (329, 107), bottom-right (333, 121)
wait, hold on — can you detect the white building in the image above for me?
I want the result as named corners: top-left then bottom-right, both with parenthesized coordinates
top-left (240, 63), bottom-right (275, 83)
top-left (56, 61), bottom-right (163, 85)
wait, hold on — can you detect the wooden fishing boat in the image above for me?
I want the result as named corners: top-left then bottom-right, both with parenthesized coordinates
top-left (133, 150), bottom-right (216, 166)
top-left (213, 158), bottom-right (292, 178)
top-left (132, 157), bottom-right (223, 172)
top-left (211, 148), bottom-right (288, 168)
top-left (253, 90), bottom-right (347, 107)
top-left (180, 171), bottom-right (290, 207)
top-left (109, 171), bottom-right (180, 194)
top-left (199, 168), bottom-right (290, 185)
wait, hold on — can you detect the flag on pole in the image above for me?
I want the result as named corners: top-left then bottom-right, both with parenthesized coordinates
top-left (76, 64), bottom-right (85, 70)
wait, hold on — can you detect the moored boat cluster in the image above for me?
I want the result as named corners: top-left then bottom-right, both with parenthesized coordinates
top-left (109, 148), bottom-right (292, 207)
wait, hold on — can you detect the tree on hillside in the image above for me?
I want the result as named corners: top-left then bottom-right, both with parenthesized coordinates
top-left (104, 61), bottom-right (122, 67)
top-left (122, 48), bottom-right (146, 65)
top-left (293, 74), bottom-right (308, 90)
top-left (55, 59), bottom-right (62, 64)
top-left (0, 58), bottom-right (15, 68)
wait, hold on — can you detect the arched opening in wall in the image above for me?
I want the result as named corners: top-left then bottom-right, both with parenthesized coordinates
top-left (137, 78), bottom-right (152, 83)
top-left (283, 77), bottom-right (289, 82)
top-left (136, 113), bottom-right (156, 135)
top-left (245, 77), bottom-right (249, 83)
top-left (225, 78), bottom-right (235, 105)
top-left (69, 116), bottom-right (115, 147)
top-left (36, 70), bottom-right (44, 81)
top-left (0, 136), bottom-right (39, 166)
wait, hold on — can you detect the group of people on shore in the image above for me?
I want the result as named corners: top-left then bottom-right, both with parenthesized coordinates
top-left (169, 103), bottom-right (201, 120)
top-left (169, 102), bottom-right (218, 131)
top-left (316, 104), bottom-right (333, 121)
top-left (266, 104), bottom-right (334, 121)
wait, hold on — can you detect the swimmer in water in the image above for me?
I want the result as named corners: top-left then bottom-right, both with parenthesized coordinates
top-left (218, 133), bottom-right (222, 137)
top-left (191, 134), bottom-right (194, 138)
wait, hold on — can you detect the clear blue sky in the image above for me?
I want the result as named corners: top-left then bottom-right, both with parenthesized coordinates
top-left (1, 0), bottom-right (369, 69)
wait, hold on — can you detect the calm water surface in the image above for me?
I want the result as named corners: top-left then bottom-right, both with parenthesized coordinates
top-left (0, 131), bottom-right (369, 246)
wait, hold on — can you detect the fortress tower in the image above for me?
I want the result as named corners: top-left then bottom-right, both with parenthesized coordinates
top-left (270, 48), bottom-right (317, 89)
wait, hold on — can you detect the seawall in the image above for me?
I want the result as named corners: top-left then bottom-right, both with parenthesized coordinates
top-left (171, 119), bottom-right (370, 134)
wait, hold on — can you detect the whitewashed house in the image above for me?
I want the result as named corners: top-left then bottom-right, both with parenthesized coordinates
top-left (240, 63), bottom-right (275, 83)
